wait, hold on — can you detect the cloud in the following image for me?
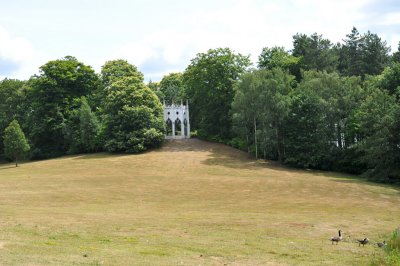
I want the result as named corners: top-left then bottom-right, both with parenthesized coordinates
top-left (0, 58), bottom-right (19, 76)
top-left (110, 0), bottom-right (378, 81)
top-left (0, 25), bottom-right (46, 80)
top-left (2, 0), bottom-right (398, 81)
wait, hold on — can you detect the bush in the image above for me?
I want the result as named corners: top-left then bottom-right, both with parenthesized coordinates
top-left (371, 228), bottom-right (400, 266)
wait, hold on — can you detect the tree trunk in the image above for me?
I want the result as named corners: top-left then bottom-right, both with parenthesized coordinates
top-left (15, 157), bottom-right (18, 167)
top-left (337, 122), bottom-right (342, 149)
top-left (254, 118), bottom-right (258, 159)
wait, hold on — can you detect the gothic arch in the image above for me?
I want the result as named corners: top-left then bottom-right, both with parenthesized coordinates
top-left (163, 100), bottom-right (190, 139)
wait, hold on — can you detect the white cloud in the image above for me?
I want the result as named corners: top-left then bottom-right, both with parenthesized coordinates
top-left (379, 12), bottom-right (400, 25)
top-left (0, 25), bottom-right (46, 80)
top-left (110, 0), bottom-right (376, 81)
top-left (2, 0), bottom-right (398, 82)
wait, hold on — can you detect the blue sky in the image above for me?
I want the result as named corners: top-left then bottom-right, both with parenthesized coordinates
top-left (0, 0), bottom-right (399, 81)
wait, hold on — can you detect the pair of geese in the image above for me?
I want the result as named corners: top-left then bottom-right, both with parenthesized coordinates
top-left (330, 230), bottom-right (386, 247)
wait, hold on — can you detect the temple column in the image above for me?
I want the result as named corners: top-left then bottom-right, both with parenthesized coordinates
top-left (172, 121), bottom-right (175, 138)
top-left (181, 121), bottom-right (185, 138)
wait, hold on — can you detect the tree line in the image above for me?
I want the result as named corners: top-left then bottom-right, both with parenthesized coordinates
top-left (1, 27), bottom-right (399, 182)
top-left (0, 57), bottom-right (164, 164)
top-left (153, 27), bottom-right (399, 183)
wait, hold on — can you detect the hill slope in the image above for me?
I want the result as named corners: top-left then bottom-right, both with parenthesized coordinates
top-left (0, 139), bottom-right (399, 265)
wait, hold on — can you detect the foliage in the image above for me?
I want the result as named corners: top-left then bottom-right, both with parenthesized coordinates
top-left (101, 65), bottom-right (164, 153)
top-left (159, 72), bottom-right (186, 104)
top-left (101, 59), bottom-right (144, 88)
top-left (354, 86), bottom-right (400, 181)
top-left (372, 228), bottom-right (400, 266)
top-left (28, 56), bottom-right (100, 158)
top-left (183, 48), bottom-right (251, 141)
top-left (338, 27), bottom-right (390, 77)
top-left (0, 79), bottom-right (27, 154)
top-left (378, 63), bottom-right (400, 96)
top-left (283, 88), bottom-right (331, 168)
top-left (258, 46), bottom-right (301, 79)
top-left (392, 42), bottom-right (400, 63)
top-left (63, 97), bottom-right (102, 154)
top-left (3, 120), bottom-right (30, 166)
top-left (292, 33), bottom-right (338, 72)
top-left (232, 68), bottom-right (294, 161)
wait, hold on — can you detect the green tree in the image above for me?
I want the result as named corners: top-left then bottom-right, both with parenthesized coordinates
top-left (338, 27), bottom-right (364, 77)
top-left (232, 70), bottom-right (264, 157)
top-left (101, 62), bottom-right (164, 153)
top-left (0, 79), bottom-right (27, 155)
top-left (159, 72), bottom-right (186, 104)
top-left (79, 97), bottom-right (101, 152)
top-left (292, 33), bottom-right (338, 72)
top-left (258, 46), bottom-right (301, 79)
top-left (339, 27), bottom-right (390, 77)
top-left (284, 88), bottom-right (330, 168)
top-left (147, 80), bottom-right (164, 101)
top-left (101, 59), bottom-right (144, 88)
top-left (63, 97), bottom-right (101, 153)
top-left (28, 56), bottom-right (100, 158)
top-left (354, 85), bottom-right (400, 181)
top-left (232, 68), bottom-right (294, 162)
top-left (392, 42), bottom-right (400, 63)
top-left (3, 120), bottom-right (30, 167)
top-left (361, 31), bottom-right (391, 76)
top-left (183, 48), bottom-right (251, 140)
top-left (378, 63), bottom-right (400, 96)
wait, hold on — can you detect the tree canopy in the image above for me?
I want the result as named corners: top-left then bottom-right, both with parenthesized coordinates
top-left (183, 48), bottom-right (251, 140)
top-left (3, 120), bottom-right (30, 167)
top-left (101, 61), bottom-right (164, 153)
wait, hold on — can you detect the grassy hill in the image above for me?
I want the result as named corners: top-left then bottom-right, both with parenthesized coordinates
top-left (0, 139), bottom-right (399, 265)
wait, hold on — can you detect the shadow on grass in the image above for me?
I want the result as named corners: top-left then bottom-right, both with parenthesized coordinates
top-left (0, 165), bottom-right (17, 171)
top-left (180, 139), bottom-right (400, 190)
top-left (310, 169), bottom-right (400, 191)
top-left (71, 152), bottom-right (132, 160)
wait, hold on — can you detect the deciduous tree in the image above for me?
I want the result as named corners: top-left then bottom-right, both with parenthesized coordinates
top-left (3, 120), bottom-right (30, 167)
top-left (183, 48), bottom-right (251, 140)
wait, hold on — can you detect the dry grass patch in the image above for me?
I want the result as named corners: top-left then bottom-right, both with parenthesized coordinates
top-left (0, 139), bottom-right (399, 265)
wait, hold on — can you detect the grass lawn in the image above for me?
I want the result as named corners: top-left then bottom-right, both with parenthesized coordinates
top-left (0, 139), bottom-right (399, 265)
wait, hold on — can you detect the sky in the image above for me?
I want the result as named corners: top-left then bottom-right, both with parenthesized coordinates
top-left (0, 0), bottom-right (399, 81)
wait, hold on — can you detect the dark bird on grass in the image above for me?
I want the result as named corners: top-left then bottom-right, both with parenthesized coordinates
top-left (357, 238), bottom-right (369, 246)
top-left (377, 241), bottom-right (386, 248)
top-left (331, 230), bottom-right (342, 244)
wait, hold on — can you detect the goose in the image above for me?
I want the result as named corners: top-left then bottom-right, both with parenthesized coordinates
top-left (357, 238), bottom-right (369, 246)
top-left (376, 241), bottom-right (386, 248)
top-left (331, 230), bottom-right (342, 244)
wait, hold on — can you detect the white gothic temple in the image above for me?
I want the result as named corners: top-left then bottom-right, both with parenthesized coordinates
top-left (163, 100), bottom-right (190, 139)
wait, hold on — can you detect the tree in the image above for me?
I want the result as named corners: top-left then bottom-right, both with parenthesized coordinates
top-left (101, 59), bottom-right (144, 88)
top-left (361, 31), bottom-right (391, 76)
top-left (339, 27), bottom-right (390, 77)
top-left (28, 56), bottom-right (100, 158)
top-left (63, 97), bottom-right (101, 153)
top-left (0, 79), bottom-right (27, 155)
top-left (338, 27), bottom-right (364, 77)
top-left (258, 46), bottom-right (301, 79)
top-left (3, 120), bottom-right (30, 167)
top-left (79, 97), bottom-right (101, 152)
top-left (392, 42), bottom-right (400, 63)
top-left (378, 63), bottom-right (400, 96)
top-left (159, 72), bottom-right (186, 104)
top-left (100, 62), bottom-right (164, 153)
top-left (292, 33), bottom-right (338, 73)
top-left (354, 85), bottom-right (400, 181)
top-left (147, 80), bottom-right (164, 101)
top-left (183, 48), bottom-right (251, 140)
top-left (232, 68), bottom-right (294, 161)
top-left (284, 88), bottom-right (330, 168)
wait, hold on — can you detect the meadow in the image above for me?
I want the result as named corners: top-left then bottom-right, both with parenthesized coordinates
top-left (0, 139), bottom-right (399, 265)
